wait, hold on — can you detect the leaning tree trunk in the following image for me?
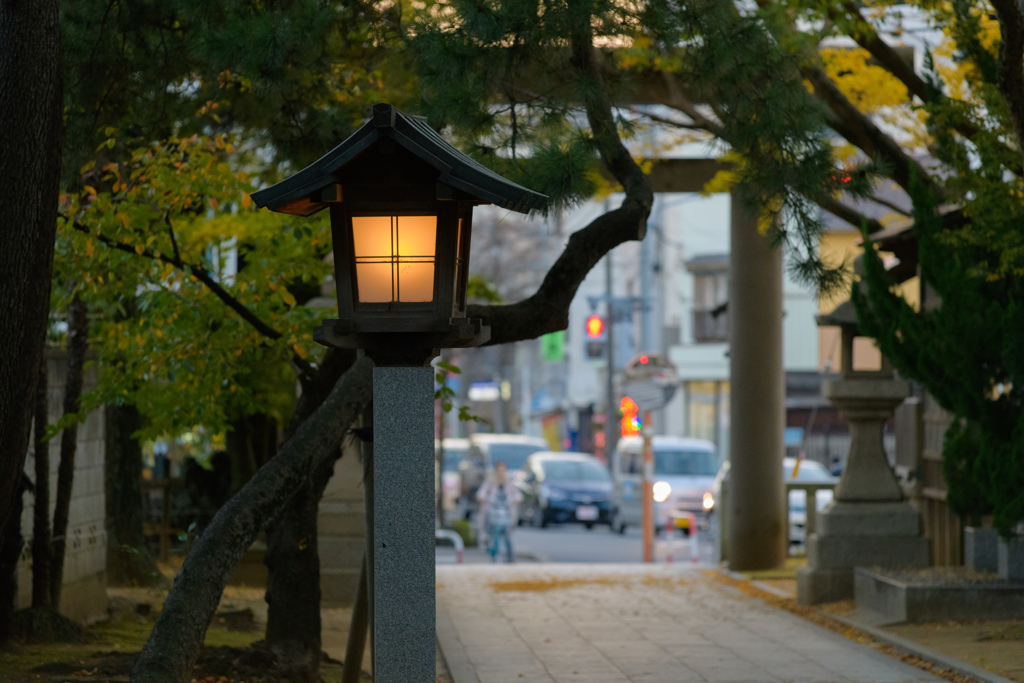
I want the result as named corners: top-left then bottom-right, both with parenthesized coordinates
top-left (31, 361), bottom-right (51, 608)
top-left (130, 356), bottom-right (373, 683)
top-left (105, 402), bottom-right (160, 586)
top-left (50, 295), bottom-right (88, 608)
top-left (0, 0), bottom-right (63, 558)
top-left (259, 349), bottom-right (356, 680)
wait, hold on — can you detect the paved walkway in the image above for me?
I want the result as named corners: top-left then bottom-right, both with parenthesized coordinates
top-left (436, 564), bottom-right (941, 683)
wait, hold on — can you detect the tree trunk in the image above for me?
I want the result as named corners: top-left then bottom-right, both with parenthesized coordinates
top-left (262, 454), bottom-right (336, 681)
top-left (0, 0), bottom-right (63, 555)
top-left (32, 360), bottom-right (51, 608)
top-left (130, 356), bottom-right (373, 683)
top-left (259, 350), bottom-right (356, 680)
top-left (0, 475), bottom-right (28, 644)
top-left (226, 413), bottom-right (278, 494)
top-left (105, 403), bottom-right (160, 586)
top-left (50, 295), bottom-right (88, 608)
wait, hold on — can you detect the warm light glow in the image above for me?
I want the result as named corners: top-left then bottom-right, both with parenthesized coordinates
top-left (585, 314), bottom-right (604, 338)
top-left (352, 215), bottom-right (437, 302)
top-left (702, 492), bottom-right (715, 510)
top-left (653, 481), bottom-right (672, 503)
top-left (620, 396), bottom-right (640, 437)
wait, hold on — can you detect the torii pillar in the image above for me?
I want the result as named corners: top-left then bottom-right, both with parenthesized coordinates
top-left (726, 192), bottom-right (787, 570)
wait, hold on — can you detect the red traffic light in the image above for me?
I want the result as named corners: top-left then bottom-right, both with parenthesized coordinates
top-left (639, 354), bottom-right (649, 364)
top-left (585, 314), bottom-right (605, 339)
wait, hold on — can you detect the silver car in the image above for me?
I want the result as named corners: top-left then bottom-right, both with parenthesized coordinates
top-left (608, 436), bottom-right (720, 535)
top-left (701, 457), bottom-right (837, 544)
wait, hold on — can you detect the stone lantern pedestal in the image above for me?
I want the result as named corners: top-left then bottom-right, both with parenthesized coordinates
top-left (797, 298), bottom-right (929, 605)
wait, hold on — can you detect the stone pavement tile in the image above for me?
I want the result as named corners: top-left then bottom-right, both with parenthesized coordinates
top-left (436, 565), bottom-right (944, 683)
top-left (627, 674), bottom-right (706, 683)
top-left (550, 673), bottom-right (631, 683)
top-left (477, 672), bottom-right (557, 683)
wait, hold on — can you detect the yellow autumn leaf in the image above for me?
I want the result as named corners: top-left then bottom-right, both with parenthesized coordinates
top-left (293, 344), bottom-right (308, 360)
top-left (241, 193), bottom-right (252, 209)
top-left (117, 212), bottom-right (131, 229)
top-left (135, 334), bottom-right (145, 345)
top-left (83, 185), bottom-right (97, 196)
top-left (135, 244), bottom-right (145, 255)
top-left (282, 291), bottom-right (296, 306)
top-left (702, 169), bottom-right (737, 196)
top-left (85, 240), bottom-right (94, 258)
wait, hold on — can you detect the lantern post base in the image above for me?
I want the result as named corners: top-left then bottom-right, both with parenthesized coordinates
top-left (371, 365), bottom-right (435, 682)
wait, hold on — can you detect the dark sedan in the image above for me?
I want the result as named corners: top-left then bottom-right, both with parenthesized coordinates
top-left (517, 452), bottom-right (613, 529)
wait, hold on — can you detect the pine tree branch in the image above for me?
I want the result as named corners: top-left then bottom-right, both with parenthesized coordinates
top-left (66, 218), bottom-right (317, 382)
top-left (867, 193), bottom-right (911, 216)
top-left (466, 0), bottom-right (654, 346)
top-left (991, 0), bottom-right (1024, 171)
top-left (804, 65), bottom-right (940, 198)
top-left (630, 107), bottom-right (710, 131)
top-left (831, 0), bottom-right (1023, 174)
top-left (815, 195), bottom-right (886, 234)
top-left (832, 1), bottom-right (930, 102)
top-left (658, 72), bottom-right (723, 133)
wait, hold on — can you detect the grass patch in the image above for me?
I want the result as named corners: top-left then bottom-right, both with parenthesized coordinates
top-left (0, 614), bottom-right (262, 682)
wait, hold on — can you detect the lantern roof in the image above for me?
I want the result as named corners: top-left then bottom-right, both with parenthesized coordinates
top-left (815, 299), bottom-right (858, 330)
top-left (251, 103), bottom-right (547, 216)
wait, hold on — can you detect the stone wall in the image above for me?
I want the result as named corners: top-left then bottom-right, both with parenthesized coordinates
top-left (16, 349), bottom-right (107, 623)
top-left (319, 438), bottom-right (366, 607)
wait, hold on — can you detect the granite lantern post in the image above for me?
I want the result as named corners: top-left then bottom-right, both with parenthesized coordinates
top-left (251, 103), bottom-right (546, 681)
top-left (797, 264), bottom-right (929, 605)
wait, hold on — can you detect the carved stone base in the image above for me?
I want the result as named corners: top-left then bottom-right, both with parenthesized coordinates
top-left (797, 501), bottom-right (929, 605)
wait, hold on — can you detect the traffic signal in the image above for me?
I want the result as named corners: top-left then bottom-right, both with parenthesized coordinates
top-left (584, 314), bottom-right (606, 359)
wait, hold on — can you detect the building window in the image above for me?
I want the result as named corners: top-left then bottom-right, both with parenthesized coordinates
top-left (686, 255), bottom-right (729, 343)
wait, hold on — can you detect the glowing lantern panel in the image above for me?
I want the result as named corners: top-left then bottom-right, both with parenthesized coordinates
top-left (352, 215), bottom-right (437, 303)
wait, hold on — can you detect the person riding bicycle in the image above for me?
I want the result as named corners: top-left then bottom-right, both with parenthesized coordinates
top-left (476, 460), bottom-right (522, 562)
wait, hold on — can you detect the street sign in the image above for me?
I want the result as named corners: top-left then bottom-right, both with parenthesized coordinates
top-left (622, 351), bottom-right (677, 383)
top-left (623, 379), bottom-right (677, 412)
top-left (540, 330), bottom-right (565, 362)
top-left (622, 352), bottom-right (678, 411)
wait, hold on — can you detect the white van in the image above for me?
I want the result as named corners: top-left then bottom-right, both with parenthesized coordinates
top-left (609, 436), bottom-right (720, 534)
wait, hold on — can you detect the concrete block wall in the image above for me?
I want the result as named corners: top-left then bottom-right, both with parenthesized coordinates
top-left (16, 350), bottom-right (108, 624)
top-left (319, 438), bottom-right (366, 607)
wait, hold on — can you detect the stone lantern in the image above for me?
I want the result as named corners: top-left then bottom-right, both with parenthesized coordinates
top-left (251, 104), bottom-right (547, 681)
top-left (797, 261), bottom-right (929, 605)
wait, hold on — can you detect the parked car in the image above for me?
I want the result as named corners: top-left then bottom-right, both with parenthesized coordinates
top-left (701, 457), bottom-right (838, 544)
top-left (608, 436), bottom-right (720, 535)
top-left (517, 452), bottom-right (614, 529)
top-left (435, 438), bottom-right (469, 514)
top-left (458, 433), bottom-right (548, 518)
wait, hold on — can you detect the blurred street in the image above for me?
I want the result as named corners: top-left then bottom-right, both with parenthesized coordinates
top-left (436, 521), bottom-right (718, 565)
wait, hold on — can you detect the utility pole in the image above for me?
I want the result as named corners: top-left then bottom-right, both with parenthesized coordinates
top-left (604, 253), bottom-right (617, 467)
